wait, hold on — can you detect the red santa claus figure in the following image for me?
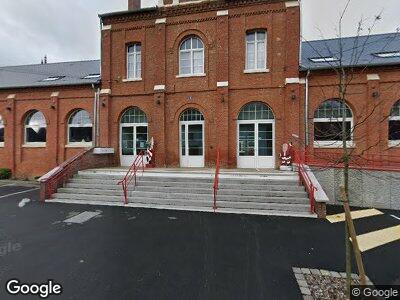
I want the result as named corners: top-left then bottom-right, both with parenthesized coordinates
top-left (279, 142), bottom-right (294, 171)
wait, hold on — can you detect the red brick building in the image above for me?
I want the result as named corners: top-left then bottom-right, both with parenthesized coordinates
top-left (1, 0), bottom-right (400, 179)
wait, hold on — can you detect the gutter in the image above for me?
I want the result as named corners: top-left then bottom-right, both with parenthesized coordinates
top-left (305, 69), bottom-right (310, 146)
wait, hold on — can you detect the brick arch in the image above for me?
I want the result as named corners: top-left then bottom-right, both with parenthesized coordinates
top-left (21, 109), bottom-right (48, 125)
top-left (173, 29), bottom-right (210, 50)
top-left (117, 106), bottom-right (150, 123)
top-left (64, 108), bottom-right (93, 124)
top-left (313, 98), bottom-right (355, 119)
top-left (233, 100), bottom-right (277, 121)
top-left (172, 103), bottom-right (210, 123)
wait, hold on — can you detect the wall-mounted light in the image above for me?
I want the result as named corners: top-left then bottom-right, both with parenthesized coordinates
top-left (291, 94), bottom-right (296, 101)
top-left (102, 99), bottom-right (106, 107)
top-left (372, 91), bottom-right (380, 98)
top-left (221, 95), bottom-right (225, 103)
top-left (6, 106), bottom-right (12, 111)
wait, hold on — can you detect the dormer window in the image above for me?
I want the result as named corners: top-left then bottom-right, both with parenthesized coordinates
top-left (42, 76), bottom-right (64, 82)
top-left (309, 57), bottom-right (339, 63)
top-left (127, 44), bottom-right (141, 80)
top-left (374, 51), bottom-right (400, 58)
top-left (82, 74), bottom-right (100, 79)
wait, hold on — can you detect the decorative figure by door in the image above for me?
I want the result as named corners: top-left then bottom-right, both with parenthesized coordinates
top-left (279, 142), bottom-right (293, 171)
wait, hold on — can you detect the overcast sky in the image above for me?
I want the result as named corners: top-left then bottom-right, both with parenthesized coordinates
top-left (0, 0), bottom-right (399, 66)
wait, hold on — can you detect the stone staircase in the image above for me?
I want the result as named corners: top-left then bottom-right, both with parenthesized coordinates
top-left (48, 169), bottom-right (316, 218)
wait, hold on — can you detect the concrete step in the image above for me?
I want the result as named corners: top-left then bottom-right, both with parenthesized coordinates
top-left (62, 184), bottom-right (307, 198)
top-left (54, 189), bottom-right (309, 205)
top-left (51, 193), bottom-right (310, 212)
top-left (75, 172), bottom-right (298, 185)
top-left (47, 198), bottom-right (316, 218)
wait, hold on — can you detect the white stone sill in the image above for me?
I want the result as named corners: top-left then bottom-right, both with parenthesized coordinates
top-left (0, 142), bottom-right (4, 148)
top-left (243, 68), bottom-right (270, 74)
top-left (22, 143), bottom-right (46, 148)
top-left (388, 140), bottom-right (400, 148)
top-left (65, 143), bottom-right (93, 148)
top-left (176, 73), bottom-right (206, 78)
top-left (313, 141), bottom-right (355, 149)
top-left (122, 78), bottom-right (142, 82)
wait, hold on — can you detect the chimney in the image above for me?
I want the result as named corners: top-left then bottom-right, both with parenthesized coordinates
top-left (128, 0), bottom-right (140, 10)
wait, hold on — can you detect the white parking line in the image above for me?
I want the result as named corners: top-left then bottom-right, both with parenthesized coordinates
top-left (0, 183), bottom-right (16, 188)
top-left (391, 215), bottom-right (400, 221)
top-left (0, 188), bottom-right (39, 199)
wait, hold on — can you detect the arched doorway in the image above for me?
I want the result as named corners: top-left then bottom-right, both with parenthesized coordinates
top-left (179, 109), bottom-right (205, 167)
top-left (120, 107), bottom-right (148, 167)
top-left (237, 102), bottom-right (275, 168)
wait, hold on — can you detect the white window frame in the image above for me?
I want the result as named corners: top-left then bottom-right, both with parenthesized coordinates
top-left (24, 111), bottom-right (47, 147)
top-left (245, 30), bottom-right (267, 72)
top-left (0, 117), bottom-right (4, 147)
top-left (67, 110), bottom-right (93, 148)
top-left (178, 37), bottom-right (205, 77)
top-left (126, 44), bottom-right (142, 80)
top-left (313, 117), bottom-right (354, 148)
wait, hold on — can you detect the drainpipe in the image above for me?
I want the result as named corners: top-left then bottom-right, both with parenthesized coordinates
top-left (305, 69), bottom-right (311, 147)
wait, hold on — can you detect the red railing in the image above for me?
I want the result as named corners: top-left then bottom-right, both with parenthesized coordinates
top-left (294, 149), bottom-right (317, 213)
top-left (213, 148), bottom-right (221, 212)
top-left (118, 151), bottom-right (145, 204)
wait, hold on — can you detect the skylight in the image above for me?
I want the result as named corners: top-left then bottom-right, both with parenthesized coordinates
top-left (42, 76), bottom-right (64, 82)
top-left (309, 57), bottom-right (339, 63)
top-left (374, 51), bottom-right (400, 58)
top-left (83, 74), bottom-right (100, 79)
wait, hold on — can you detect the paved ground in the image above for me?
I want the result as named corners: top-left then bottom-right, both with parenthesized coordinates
top-left (0, 184), bottom-right (399, 300)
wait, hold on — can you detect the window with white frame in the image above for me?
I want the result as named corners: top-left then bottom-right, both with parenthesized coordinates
top-left (25, 110), bottom-right (47, 145)
top-left (389, 100), bottom-right (400, 146)
top-left (246, 30), bottom-right (267, 71)
top-left (179, 36), bottom-right (204, 76)
top-left (68, 110), bottom-right (93, 146)
top-left (313, 99), bottom-right (353, 147)
top-left (127, 43), bottom-right (141, 79)
top-left (0, 115), bottom-right (4, 146)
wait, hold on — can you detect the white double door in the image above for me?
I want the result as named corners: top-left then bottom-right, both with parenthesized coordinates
top-left (180, 121), bottom-right (204, 167)
top-left (237, 120), bottom-right (275, 169)
top-left (120, 124), bottom-right (148, 167)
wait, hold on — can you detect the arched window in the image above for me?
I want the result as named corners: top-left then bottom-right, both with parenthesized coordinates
top-left (68, 110), bottom-right (93, 146)
top-left (313, 99), bottom-right (353, 146)
top-left (245, 30), bottom-right (267, 71)
top-left (389, 100), bottom-right (400, 146)
top-left (120, 107), bottom-right (148, 159)
top-left (25, 110), bottom-right (47, 145)
top-left (121, 107), bottom-right (148, 124)
top-left (127, 43), bottom-right (141, 80)
top-left (238, 102), bottom-right (274, 120)
top-left (0, 115), bottom-right (4, 147)
top-left (180, 109), bottom-right (204, 122)
top-left (179, 36), bottom-right (204, 76)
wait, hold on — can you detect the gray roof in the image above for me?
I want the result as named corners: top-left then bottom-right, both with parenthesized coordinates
top-left (301, 32), bottom-right (400, 71)
top-left (0, 60), bottom-right (100, 90)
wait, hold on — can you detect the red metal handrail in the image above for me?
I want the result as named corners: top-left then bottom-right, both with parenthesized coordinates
top-left (294, 149), bottom-right (317, 213)
top-left (39, 148), bottom-right (94, 201)
top-left (118, 151), bottom-right (145, 204)
top-left (213, 148), bottom-right (221, 212)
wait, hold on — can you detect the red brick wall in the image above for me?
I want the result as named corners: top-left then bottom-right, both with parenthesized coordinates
top-left (0, 85), bottom-right (95, 179)
top-left (100, 0), bottom-right (301, 168)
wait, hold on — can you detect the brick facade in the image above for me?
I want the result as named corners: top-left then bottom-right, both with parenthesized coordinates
top-left (1, 0), bottom-right (400, 179)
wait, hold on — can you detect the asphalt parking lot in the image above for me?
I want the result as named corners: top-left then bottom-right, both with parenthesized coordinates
top-left (0, 183), bottom-right (399, 299)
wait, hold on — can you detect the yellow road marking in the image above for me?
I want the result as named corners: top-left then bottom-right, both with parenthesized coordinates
top-left (355, 225), bottom-right (400, 252)
top-left (326, 208), bottom-right (383, 223)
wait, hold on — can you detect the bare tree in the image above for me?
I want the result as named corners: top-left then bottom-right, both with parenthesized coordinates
top-left (301, 1), bottom-right (400, 297)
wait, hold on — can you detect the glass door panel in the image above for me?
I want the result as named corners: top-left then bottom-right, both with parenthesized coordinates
top-left (258, 123), bottom-right (273, 156)
top-left (239, 124), bottom-right (255, 156)
top-left (135, 126), bottom-right (148, 155)
top-left (121, 127), bottom-right (134, 155)
top-left (188, 124), bottom-right (203, 156)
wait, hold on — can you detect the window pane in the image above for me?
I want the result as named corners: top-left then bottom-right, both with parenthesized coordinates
top-left (314, 121), bottom-right (352, 141)
top-left (27, 111), bottom-right (46, 127)
top-left (391, 101), bottom-right (400, 117)
top-left (0, 128), bottom-right (4, 143)
top-left (121, 108), bottom-right (148, 123)
top-left (69, 127), bottom-right (93, 143)
top-left (69, 110), bottom-right (91, 125)
top-left (238, 102), bottom-right (274, 120)
top-left (136, 126), bottom-right (148, 155)
top-left (256, 31), bottom-right (266, 41)
top-left (121, 127), bottom-right (134, 155)
top-left (247, 43), bottom-right (255, 69)
top-left (188, 124), bottom-right (203, 156)
top-left (258, 123), bottom-right (273, 156)
top-left (181, 125), bottom-right (186, 156)
top-left (257, 41), bottom-right (266, 69)
top-left (26, 127), bottom-right (46, 143)
top-left (246, 33), bottom-right (255, 42)
top-left (389, 120), bottom-right (400, 140)
top-left (314, 100), bottom-right (352, 118)
top-left (180, 109), bottom-right (204, 121)
top-left (239, 124), bottom-right (255, 156)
